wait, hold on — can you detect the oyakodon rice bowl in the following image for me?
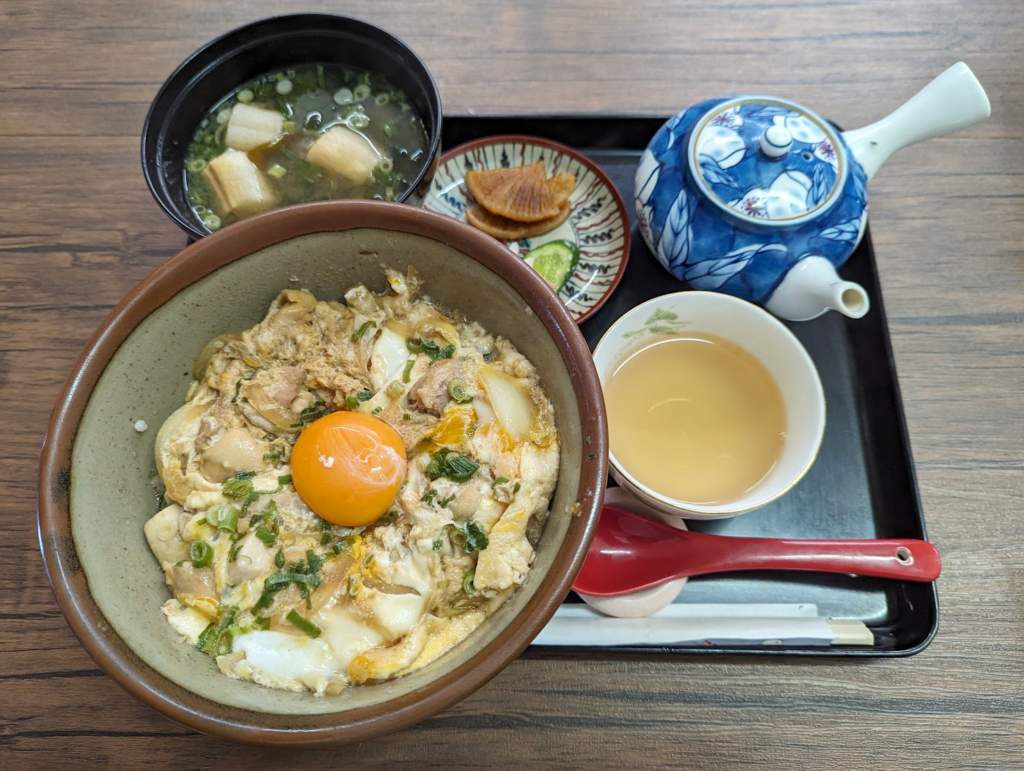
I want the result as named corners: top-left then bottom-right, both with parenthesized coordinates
top-left (150, 268), bottom-right (560, 695)
top-left (38, 201), bottom-right (607, 746)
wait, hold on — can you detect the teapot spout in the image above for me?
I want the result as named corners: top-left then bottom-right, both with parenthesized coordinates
top-left (765, 256), bottom-right (870, 322)
top-left (843, 62), bottom-right (991, 181)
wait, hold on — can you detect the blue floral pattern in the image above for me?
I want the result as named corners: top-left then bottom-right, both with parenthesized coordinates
top-left (634, 97), bottom-right (869, 306)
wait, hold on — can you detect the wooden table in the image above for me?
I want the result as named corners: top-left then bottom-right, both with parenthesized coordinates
top-left (3, 0), bottom-right (1022, 766)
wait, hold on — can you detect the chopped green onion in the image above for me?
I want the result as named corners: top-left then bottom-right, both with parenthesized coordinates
top-left (334, 87), bottom-right (354, 105)
top-left (357, 389), bottom-right (373, 402)
top-left (352, 320), bottom-right (376, 341)
top-left (196, 604), bottom-right (239, 656)
top-left (406, 338), bottom-right (455, 363)
top-left (253, 616), bottom-right (271, 630)
top-left (235, 470), bottom-right (257, 480)
top-left (483, 350), bottom-right (498, 363)
top-left (277, 474), bottom-right (292, 487)
top-left (406, 338), bottom-right (424, 354)
top-left (286, 610), bottom-right (322, 638)
top-left (372, 405), bottom-right (383, 415)
top-left (403, 413), bottom-right (412, 421)
top-left (463, 569), bottom-right (476, 595)
top-left (349, 113), bottom-right (370, 129)
top-left (202, 214), bottom-right (222, 231)
top-left (254, 526), bottom-right (276, 546)
top-left (379, 158), bottom-right (394, 174)
top-left (384, 186), bottom-right (395, 201)
top-left (422, 489), bottom-right (438, 505)
top-left (513, 482), bottom-right (521, 494)
top-left (187, 158), bottom-right (208, 173)
top-left (402, 356), bottom-right (416, 383)
top-left (447, 378), bottom-right (472, 404)
top-left (263, 572), bottom-right (321, 591)
top-left (425, 448), bottom-right (479, 482)
top-left (346, 576), bottom-right (358, 598)
top-left (383, 121), bottom-right (397, 138)
top-left (293, 399), bottom-right (329, 429)
top-left (353, 84), bottom-right (371, 102)
top-left (344, 395), bottom-right (360, 410)
top-left (332, 536), bottom-right (358, 554)
top-left (237, 88), bottom-right (254, 103)
top-left (374, 92), bottom-right (391, 106)
top-left (216, 108), bottom-right (231, 125)
top-left (275, 79), bottom-right (293, 95)
top-left (447, 519), bottom-right (489, 553)
top-left (317, 64), bottom-right (326, 91)
top-left (386, 380), bottom-right (405, 399)
top-left (190, 540), bottom-right (213, 568)
top-left (207, 504), bottom-right (240, 532)
top-left (378, 510), bottom-right (399, 525)
top-left (438, 494), bottom-right (455, 508)
top-left (267, 163), bottom-right (287, 179)
top-left (222, 477), bottom-right (254, 499)
top-left (275, 549), bottom-right (285, 569)
top-left (492, 476), bottom-right (509, 488)
top-left (282, 118), bottom-right (295, 132)
top-left (432, 540), bottom-right (443, 551)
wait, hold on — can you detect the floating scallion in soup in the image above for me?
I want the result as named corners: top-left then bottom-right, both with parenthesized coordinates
top-left (184, 65), bottom-right (429, 231)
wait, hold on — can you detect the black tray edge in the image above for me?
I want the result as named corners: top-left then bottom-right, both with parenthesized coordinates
top-left (440, 115), bottom-right (939, 658)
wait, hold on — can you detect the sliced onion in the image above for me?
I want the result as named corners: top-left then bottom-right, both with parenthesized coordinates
top-left (478, 366), bottom-right (536, 443)
top-left (369, 326), bottom-right (410, 391)
top-left (193, 333), bottom-right (240, 380)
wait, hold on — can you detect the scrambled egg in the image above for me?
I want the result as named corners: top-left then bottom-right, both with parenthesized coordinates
top-left (144, 268), bottom-right (560, 695)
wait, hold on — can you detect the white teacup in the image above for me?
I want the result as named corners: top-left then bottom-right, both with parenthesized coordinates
top-left (593, 291), bottom-right (825, 520)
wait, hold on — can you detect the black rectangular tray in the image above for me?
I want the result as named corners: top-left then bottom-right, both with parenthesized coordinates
top-left (442, 116), bottom-right (938, 657)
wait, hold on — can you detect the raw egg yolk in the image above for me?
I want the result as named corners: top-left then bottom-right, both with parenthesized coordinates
top-left (291, 411), bottom-right (407, 527)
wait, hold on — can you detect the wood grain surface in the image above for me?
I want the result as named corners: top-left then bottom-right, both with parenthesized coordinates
top-left (3, 0), bottom-right (1022, 767)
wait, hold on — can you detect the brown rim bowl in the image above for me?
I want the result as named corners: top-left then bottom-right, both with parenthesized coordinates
top-left (37, 200), bottom-right (608, 746)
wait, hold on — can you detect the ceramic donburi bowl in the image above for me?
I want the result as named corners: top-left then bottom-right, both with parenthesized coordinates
top-left (37, 200), bottom-right (607, 746)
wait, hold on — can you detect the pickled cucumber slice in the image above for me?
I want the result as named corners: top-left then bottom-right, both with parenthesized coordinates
top-left (524, 240), bottom-right (580, 291)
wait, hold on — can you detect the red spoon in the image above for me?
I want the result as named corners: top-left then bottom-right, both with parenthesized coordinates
top-left (573, 506), bottom-right (942, 597)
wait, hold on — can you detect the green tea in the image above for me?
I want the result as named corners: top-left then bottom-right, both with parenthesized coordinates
top-left (606, 332), bottom-right (787, 505)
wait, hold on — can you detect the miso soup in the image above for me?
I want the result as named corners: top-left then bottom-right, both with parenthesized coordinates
top-left (184, 64), bottom-right (429, 231)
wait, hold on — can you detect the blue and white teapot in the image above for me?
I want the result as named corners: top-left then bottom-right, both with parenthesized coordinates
top-left (636, 63), bottom-right (990, 320)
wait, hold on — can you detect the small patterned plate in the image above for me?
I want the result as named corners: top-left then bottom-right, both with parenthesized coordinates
top-left (423, 135), bottom-right (630, 324)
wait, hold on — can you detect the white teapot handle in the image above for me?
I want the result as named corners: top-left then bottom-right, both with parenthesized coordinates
top-left (843, 62), bottom-right (990, 181)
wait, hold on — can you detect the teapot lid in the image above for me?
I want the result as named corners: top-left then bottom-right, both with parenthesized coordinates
top-left (687, 96), bottom-right (849, 227)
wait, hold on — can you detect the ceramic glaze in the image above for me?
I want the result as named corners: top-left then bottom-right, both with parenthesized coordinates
top-left (636, 97), bottom-right (868, 310)
top-left (636, 63), bottom-right (991, 321)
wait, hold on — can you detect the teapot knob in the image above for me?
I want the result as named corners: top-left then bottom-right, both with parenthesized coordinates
top-left (759, 125), bottom-right (792, 159)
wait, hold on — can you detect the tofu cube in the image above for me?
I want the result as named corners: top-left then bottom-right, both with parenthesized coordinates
top-left (224, 103), bottom-right (285, 151)
top-left (202, 150), bottom-right (275, 218)
top-left (305, 126), bottom-right (384, 184)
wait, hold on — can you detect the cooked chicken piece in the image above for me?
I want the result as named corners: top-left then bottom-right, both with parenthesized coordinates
top-left (202, 150), bottom-right (275, 218)
top-left (449, 480), bottom-right (484, 519)
top-left (306, 126), bottom-right (384, 184)
top-left (224, 533), bottom-right (273, 586)
top-left (224, 103), bottom-right (284, 151)
top-left (409, 359), bottom-right (462, 416)
top-left (144, 503), bottom-right (188, 566)
top-left (201, 427), bottom-right (267, 482)
top-left (165, 563), bottom-right (218, 618)
top-left (240, 366), bottom-right (307, 434)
